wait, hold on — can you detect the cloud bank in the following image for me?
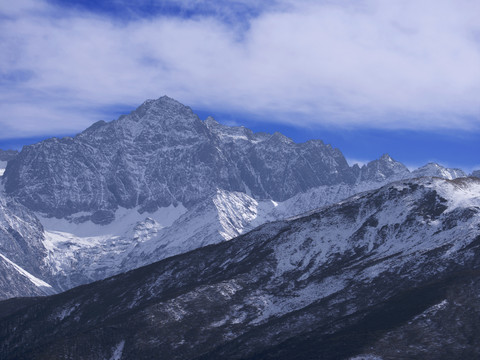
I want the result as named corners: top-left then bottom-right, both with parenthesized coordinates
top-left (1, 0), bottom-right (480, 139)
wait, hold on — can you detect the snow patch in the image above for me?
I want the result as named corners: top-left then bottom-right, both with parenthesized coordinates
top-left (410, 299), bottom-right (449, 323)
top-left (39, 204), bottom-right (186, 238)
top-left (39, 204), bottom-right (186, 281)
top-left (434, 178), bottom-right (480, 211)
top-left (248, 276), bottom-right (346, 324)
top-left (109, 340), bottom-right (125, 360)
top-left (0, 160), bottom-right (6, 176)
top-left (54, 303), bottom-right (80, 321)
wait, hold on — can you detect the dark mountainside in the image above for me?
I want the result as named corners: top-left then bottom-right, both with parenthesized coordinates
top-left (1, 177), bottom-right (479, 359)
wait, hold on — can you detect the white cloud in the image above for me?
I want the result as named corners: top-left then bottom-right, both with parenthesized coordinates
top-left (1, 0), bottom-right (480, 139)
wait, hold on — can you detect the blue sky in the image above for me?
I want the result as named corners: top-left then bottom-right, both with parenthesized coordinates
top-left (1, 0), bottom-right (479, 172)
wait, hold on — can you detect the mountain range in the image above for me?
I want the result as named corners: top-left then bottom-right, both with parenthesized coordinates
top-left (0, 96), bottom-right (479, 359)
top-left (1, 176), bottom-right (479, 359)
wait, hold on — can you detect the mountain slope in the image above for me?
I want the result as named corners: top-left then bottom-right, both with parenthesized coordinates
top-left (0, 254), bottom-right (53, 298)
top-left (1, 177), bottom-right (479, 359)
top-left (0, 189), bottom-right (55, 299)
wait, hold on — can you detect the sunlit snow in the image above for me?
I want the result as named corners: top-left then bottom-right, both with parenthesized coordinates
top-left (0, 253), bottom-right (53, 288)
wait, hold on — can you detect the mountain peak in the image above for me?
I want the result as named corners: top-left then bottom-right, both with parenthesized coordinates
top-left (113, 95), bottom-right (202, 133)
top-left (204, 116), bottom-right (220, 128)
top-left (412, 162), bottom-right (466, 180)
top-left (135, 95), bottom-right (191, 115)
top-left (357, 153), bottom-right (410, 183)
top-left (142, 95), bottom-right (182, 107)
top-left (379, 153), bottom-right (394, 162)
top-left (268, 131), bottom-right (294, 144)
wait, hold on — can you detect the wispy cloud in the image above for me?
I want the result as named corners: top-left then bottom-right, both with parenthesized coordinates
top-left (1, 0), bottom-right (480, 139)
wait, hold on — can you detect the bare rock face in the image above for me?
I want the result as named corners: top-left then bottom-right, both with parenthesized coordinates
top-left (356, 153), bottom-right (410, 183)
top-left (1, 177), bottom-right (479, 359)
top-left (0, 192), bottom-right (55, 299)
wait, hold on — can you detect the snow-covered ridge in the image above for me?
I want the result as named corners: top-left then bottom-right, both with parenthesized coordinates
top-left (434, 177), bottom-right (480, 210)
top-left (0, 253), bottom-right (52, 289)
top-left (412, 162), bottom-right (466, 179)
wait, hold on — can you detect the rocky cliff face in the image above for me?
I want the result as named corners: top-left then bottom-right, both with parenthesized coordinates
top-left (0, 191), bottom-right (54, 299)
top-left (355, 153), bottom-right (410, 183)
top-left (3, 97), bottom-right (355, 219)
top-left (1, 177), bottom-right (479, 359)
top-left (0, 150), bottom-right (18, 162)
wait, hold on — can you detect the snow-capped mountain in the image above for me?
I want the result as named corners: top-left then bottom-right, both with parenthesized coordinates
top-left (1, 177), bottom-right (479, 359)
top-left (412, 162), bottom-right (467, 179)
top-left (355, 153), bottom-right (410, 183)
top-left (0, 97), bottom-right (472, 300)
top-left (3, 96), bottom-right (355, 219)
